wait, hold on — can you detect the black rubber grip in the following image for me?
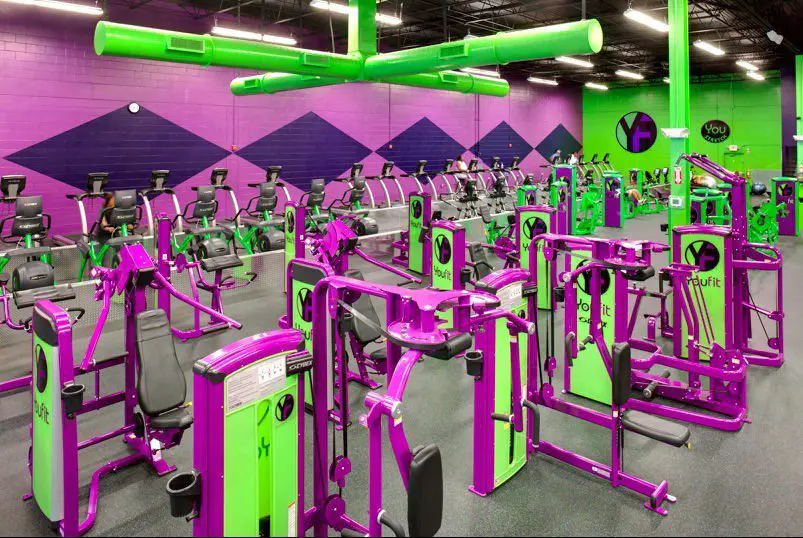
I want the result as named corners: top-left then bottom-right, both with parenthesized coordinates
top-left (426, 332), bottom-right (473, 361)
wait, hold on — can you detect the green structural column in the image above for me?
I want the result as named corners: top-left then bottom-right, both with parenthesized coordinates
top-left (667, 0), bottom-right (691, 234)
top-left (348, 0), bottom-right (377, 58)
top-left (796, 55), bottom-right (803, 176)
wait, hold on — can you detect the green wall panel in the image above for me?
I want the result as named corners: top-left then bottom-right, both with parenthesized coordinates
top-left (583, 78), bottom-right (782, 174)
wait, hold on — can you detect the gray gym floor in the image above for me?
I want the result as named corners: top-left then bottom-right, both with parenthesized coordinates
top-left (0, 209), bottom-right (800, 536)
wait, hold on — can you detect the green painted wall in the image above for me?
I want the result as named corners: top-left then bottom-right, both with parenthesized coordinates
top-left (583, 78), bottom-right (782, 175)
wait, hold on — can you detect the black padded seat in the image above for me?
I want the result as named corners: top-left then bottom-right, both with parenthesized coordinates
top-left (200, 254), bottom-right (243, 273)
top-left (106, 235), bottom-right (143, 248)
top-left (149, 407), bottom-right (193, 431)
top-left (14, 285), bottom-right (75, 308)
top-left (622, 266), bottom-right (656, 282)
top-left (241, 216), bottom-right (284, 228)
top-left (369, 348), bottom-right (387, 362)
top-left (622, 410), bottom-right (691, 447)
top-left (135, 309), bottom-right (193, 431)
top-left (330, 208), bottom-right (369, 217)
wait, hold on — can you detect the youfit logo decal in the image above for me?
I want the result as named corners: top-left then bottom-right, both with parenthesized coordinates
top-left (296, 288), bottom-right (313, 323)
top-left (701, 120), bottom-right (730, 144)
top-left (777, 183), bottom-right (794, 198)
top-left (684, 240), bottom-right (720, 272)
top-left (435, 235), bottom-right (452, 265)
top-left (577, 262), bottom-right (611, 295)
top-left (523, 217), bottom-right (547, 241)
top-left (276, 394), bottom-right (295, 422)
top-left (411, 199), bottom-right (423, 219)
top-left (616, 111), bottom-right (658, 154)
top-left (35, 345), bottom-right (47, 394)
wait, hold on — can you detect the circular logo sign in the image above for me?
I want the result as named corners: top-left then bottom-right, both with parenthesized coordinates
top-left (435, 235), bottom-right (452, 265)
top-left (684, 240), bottom-right (720, 272)
top-left (576, 261), bottom-right (611, 295)
top-left (522, 217), bottom-right (547, 240)
top-left (616, 112), bottom-right (658, 153)
top-left (701, 120), bottom-right (730, 144)
top-left (286, 211), bottom-right (295, 233)
top-left (411, 199), bottom-right (422, 219)
top-left (276, 394), bottom-right (295, 422)
top-left (35, 345), bottom-right (47, 394)
top-left (296, 288), bottom-right (313, 323)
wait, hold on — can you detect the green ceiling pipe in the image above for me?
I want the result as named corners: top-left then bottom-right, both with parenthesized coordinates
top-left (231, 73), bottom-right (344, 95)
top-left (383, 71), bottom-right (509, 96)
top-left (363, 19), bottom-right (603, 79)
top-left (231, 70), bottom-right (509, 96)
top-left (348, 0), bottom-right (376, 57)
top-left (94, 22), bottom-right (363, 79)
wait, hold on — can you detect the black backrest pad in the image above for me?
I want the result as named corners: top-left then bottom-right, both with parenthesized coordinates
top-left (255, 183), bottom-right (277, 213)
top-left (193, 186), bottom-right (217, 219)
top-left (350, 176), bottom-right (366, 203)
top-left (135, 309), bottom-right (186, 417)
top-left (344, 270), bottom-right (382, 344)
top-left (308, 179), bottom-right (325, 207)
top-left (612, 342), bottom-right (632, 407)
top-left (107, 190), bottom-right (137, 227)
top-left (468, 244), bottom-right (492, 279)
top-left (12, 196), bottom-right (44, 236)
top-left (408, 444), bottom-right (443, 537)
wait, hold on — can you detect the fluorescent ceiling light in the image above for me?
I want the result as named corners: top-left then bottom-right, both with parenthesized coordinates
top-left (460, 67), bottom-right (500, 78)
top-left (555, 56), bottom-right (594, 68)
top-left (212, 26), bottom-right (297, 46)
top-left (616, 69), bottom-right (644, 80)
top-left (0, 0), bottom-right (103, 15)
top-left (623, 8), bottom-right (669, 33)
top-left (663, 77), bottom-right (671, 84)
top-left (585, 82), bottom-right (609, 91)
top-left (746, 71), bottom-right (765, 81)
top-left (736, 60), bottom-right (759, 71)
top-left (311, 0), bottom-right (402, 25)
top-left (693, 40), bottom-right (726, 56)
top-left (527, 76), bottom-right (559, 86)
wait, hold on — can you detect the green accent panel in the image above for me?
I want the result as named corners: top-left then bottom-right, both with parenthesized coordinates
top-left (32, 335), bottom-right (61, 521)
top-left (363, 19), bottom-right (603, 79)
top-left (431, 225), bottom-right (455, 326)
top-left (493, 290), bottom-right (527, 488)
top-left (517, 207), bottom-right (552, 309)
top-left (408, 194), bottom-right (425, 274)
top-left (224, 354), bottom-right (298, 537)
top-left (348, 0), bottom-right (377, 56)
top-left (797, 56), bottom-right (803, 172)
top-left (94, 22), bottom-right (363, 78)
top-left (678, 232), bottom-right (727, 361)
top-left (583, 79), bottom-right (783, 174)
top-left (566, 259), bottom-right (615, 405)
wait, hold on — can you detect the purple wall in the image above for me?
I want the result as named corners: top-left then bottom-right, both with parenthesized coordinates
top-left (0, 1), bottom-right (582, 233)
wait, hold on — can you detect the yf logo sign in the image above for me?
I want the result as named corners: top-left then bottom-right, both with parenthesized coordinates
top-left (576, 261), bottom-right (611, 295)
top-left (286, 211), bottom-right (296, 234)
top-left (605, 178), bottom-right (620, 193)
top-left (777, 183), bottom-right (794, 198)
top-left (411, 199), bottom-right (423, 219)
top-left (684, 240), bottom-right (720, 272)
top-left (275, 394), bottom-right (295, 422)
top-left (616, 111), bottom-right (658, 154)
top-left (296, 288), bottom-right (313, 323)
top-left (701, 120), bottom-right (730, 144)
top-left (435, 235), bottom-right (452, 265)
top-left (522, 217), bottom-right (547, 240)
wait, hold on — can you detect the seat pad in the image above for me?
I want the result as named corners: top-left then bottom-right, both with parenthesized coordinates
top-left (622, 409), bottom-right (690, 447)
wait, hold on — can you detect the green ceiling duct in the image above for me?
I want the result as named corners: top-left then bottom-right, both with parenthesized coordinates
top-left (95, 6), bottom-right (602, 98)
top-left (232, 70), bottom-right (510, 96)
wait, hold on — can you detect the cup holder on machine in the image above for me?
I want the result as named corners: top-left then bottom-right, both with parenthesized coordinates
top-left (464, 350), bottom-right (483, 378)
top-left (166, 471), bottom-right (201, 520)
top-left (61, 383), bottom-right (85, 417)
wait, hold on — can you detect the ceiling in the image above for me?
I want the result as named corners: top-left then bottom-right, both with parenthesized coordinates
top-left (131, 0), bottom-right (803, 84)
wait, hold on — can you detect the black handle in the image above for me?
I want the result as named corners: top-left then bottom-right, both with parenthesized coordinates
top-left (379, 512), bottom-right (406, 538)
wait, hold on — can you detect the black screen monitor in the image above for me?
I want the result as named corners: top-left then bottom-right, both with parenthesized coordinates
top-left (349, 163), bottom-right (363, 179)
top-left (211, 168), bottom-right (228, 187)
top-left (415, 160), bottom-right (427, 175)
top-left (1, 175), bottom-right (26, 199)
top-left (510, 156), bottom-right (520, 168)
top-left (151, 170), bottom-right (170, 190)
top-left (87, 173), bottom-right (109, 195)
top-left (468, 159), bottom-right (478, 172)
top-left (381, 162), bottom-right (394, 177)
top-left (266, 166), bottom-right (282, 182)
top-left (491, 156), bottom-right (501, 169)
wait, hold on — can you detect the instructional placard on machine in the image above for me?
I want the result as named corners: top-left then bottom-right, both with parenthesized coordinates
top-left (226, 354), bottom-right (287, 413)
top-left (497, 283), bottom-right (523, 312)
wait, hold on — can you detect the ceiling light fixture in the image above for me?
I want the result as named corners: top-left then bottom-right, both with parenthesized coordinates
top-left (527, 76), bottom-right (559, 86)
top-left (212, 26), bottom-right (297, 46)
top-left (623, 8), bottom-right (669, 33)
top-left (311, 0), bottom-right (402, 26)
top-left (693, 40), bottom-right (726, 56)
top-left (555, 56), bottom-right (594, 68)
top-left (663, 77), bottom-right (671, 84)
top-left (736, 60), bottom-right (759, 71)
top-left (746, 71), bottom-right (765, 81)
top-left (0, 0), bottom-right (103, 16)
top-left (616, 69), bottom-right (644, 80)
top-left (585, 82), bottom-right (609, 91)
top-left (460, 67), bottom-right (501, 78)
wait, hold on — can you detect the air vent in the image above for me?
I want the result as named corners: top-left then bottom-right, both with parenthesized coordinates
top-left (167, 37), bottom-right (205, 54)
top-left (244, 79), bottom-right (260, 88)
top-left (440, 72), bottom-right (459, 84)
top-left (302, 53), bottom-right (330, 68)
top-left (439, 43), bottom-right (467, 60)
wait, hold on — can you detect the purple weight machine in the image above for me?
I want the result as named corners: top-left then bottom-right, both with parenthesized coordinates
top-left (27, 241), bottom-right (241, 537)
